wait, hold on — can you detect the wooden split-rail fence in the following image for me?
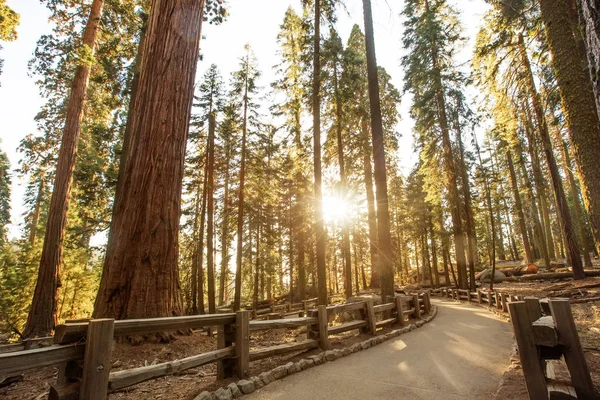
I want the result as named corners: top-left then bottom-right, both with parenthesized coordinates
top-left (0, 292), bottom-right (431, 400)
top-left (431, 286), bottom-right (596, 400)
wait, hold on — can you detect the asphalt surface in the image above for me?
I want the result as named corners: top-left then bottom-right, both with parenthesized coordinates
top-left (245, 298), bottom-right (514, 400)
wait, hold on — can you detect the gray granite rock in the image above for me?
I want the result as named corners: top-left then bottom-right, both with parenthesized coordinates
top-left (342, 347), bottom-right (351, 356)
top-left (228, 382), bottom-right (242, 398)
top-left (308, 354), bottom-right (323, 365)
top-left (324, 350), bottom-right (336, 361)
top-left (213, 388), bottom-right (233, 400)
top-left (193, 391), bottom-right (212, 400)
top-left (237, 380), bottom-right (255, 394)
top-left (259, 371), bottom-right (274, 385)
top-left (271, 365), bottom-right (288, 380)
top-left (251, 376), bottom-right (264, 389)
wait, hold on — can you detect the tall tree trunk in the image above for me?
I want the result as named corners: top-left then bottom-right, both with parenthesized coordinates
top-left (26, 0), bottom-right (105, 337)
top-left (234, 56), bottom-right (250, 311)
top-left (206, 113), bottom-right (216, 314)
top-left (362, 0), bottom-right (395, 302)
top-left (424, 0), bottom-right (468, 289)
top-left (194, 163), bottom-right (208, 315)
top-left (313, 0), bottom-right (328, 306)
top-left (517, 34), bottom-right (584, 278)
top-left (94, 0), bottom-right (204, 320)
top-left (455, 111), bottom-right (477, 290)
top-left (428, 216), bottom-right (440, 287)
top-left (190, 161), bottom-right (206, 315)
top-left (506, 148), bottom-right (534, 264)
top-left (219, 146), bottom-right (231, 306)
top-left (253, 216), bottom-right (260, 311)
top-left (333, 58), bottom-right (352, 299)
top-left (540, 0), bottom-right (600, 257)
top-left (579, 0), bottom-right (600, 114)
top-left (362, 119), bottom-right (379, 288)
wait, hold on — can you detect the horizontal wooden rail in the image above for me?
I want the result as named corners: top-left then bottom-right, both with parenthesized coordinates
top-left (373, 303), bottom-right (395, 313)
top-left (326, 301), bottom-right (366, 313)
top-left (108, 347), bottom-right (234, 392)
top-left (249, 317), bottom-right (317, 331)
top-left (376, 317), bottom-right (397, 328)
top-left (328, 320), bottom-right (368, 335)
top-left (249, 340), bottom-right (318, 361)
top-left (0, 344), bottom-right (85, 376)
top-left (55, 314), bottom-right (237, 344)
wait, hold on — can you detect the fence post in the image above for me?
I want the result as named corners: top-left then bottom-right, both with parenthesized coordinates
top-left (395, 295), bottom-right (405, 327)
top-left (79, 319), bottom-right (114, 400)
top-left (413, 294), bottom-right (421, 319)
top-left (501, 293), bottom-right (508, 313)
top-left (365, 300), bottom-right (376, 334)
top-left (508, 301), bottom-right (547, 399)
top-left (496, 292), bottom-right (503, 310)
top-left (317, 305), bottom-right (329, 350)
top-left (524, 297), bottom-right (543, 324)
top-left (235, 311), bottom-right (250, 379)
top-left (217, 319), bottom-right (235, 379)
top-left (549, 299), bottom-right (595, 398)
top-left (477, 290), bottom-right (483, 304)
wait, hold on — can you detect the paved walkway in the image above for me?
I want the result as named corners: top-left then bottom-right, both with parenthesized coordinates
top-left (246, 299), bottom-right (514, 400)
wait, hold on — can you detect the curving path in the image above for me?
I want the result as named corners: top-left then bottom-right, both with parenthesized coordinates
top-left (246, 299), bottom-right (513, 400)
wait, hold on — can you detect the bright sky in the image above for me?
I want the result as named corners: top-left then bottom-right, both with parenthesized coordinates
top-left (0, 0), bottom-right (489, 240)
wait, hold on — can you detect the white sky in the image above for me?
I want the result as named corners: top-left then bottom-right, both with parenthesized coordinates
top-left (0, 0), bottom-right (489, 240)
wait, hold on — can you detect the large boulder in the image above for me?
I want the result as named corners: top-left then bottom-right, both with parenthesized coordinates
top-left (477, 269), bottom-right (506, 282)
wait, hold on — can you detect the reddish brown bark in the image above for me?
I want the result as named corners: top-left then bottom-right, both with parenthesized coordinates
top-left (24, 0), bottom-right (105, 338)
top-left (94, 0), bottom-right (205, 319)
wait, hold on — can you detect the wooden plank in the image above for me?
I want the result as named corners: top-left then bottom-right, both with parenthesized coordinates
top-left (413, 295), bottom-right (421, 319)
top-left (365, 299), bottom-right (376, 334)
top-left (402, 307), bottom-right (416, 317)
top-left (548, 383), bottom-right (578, 400)
top-left (376, 318), bottom-right (397, 328)
top-left (235, 311), bottom-right (249, 379)
top-left (540, 298), bottom-right (551, 315)
top-left (477, 290), bottom-right (483, 304)
top-left (0, 344), bottom-right (85, 376)
top-left (373, 303), bottom-right (396, 313)
top-left (108, 347), bottom-right (234, 392)
top-left (497, 292), bottom-right (504, 310)
top-left (80, 319), bottom-right (114, 400)
top-left (327, 320), bottom-right (368, 335)
top-left (549, 299), bottom-right (595, 398)
top-left (317, 305), bottom-right (329, 350)
top-left (249, 317), bottom-right (317, 331)
top-left (326, 301), bottom-right (366, 313)
top-left (525, 297), bottom-right (543, 325)
top-left (532, 316), bottom-right (559, 347)
top-left (249, 340), bottom-right (318, 362)
top-left (216, 321), bottom-right (235, 380)
top-left (508, 301), bottom-right (548, 399)
top-left (395, 295), bottom-right (405, 327)
top-left (55, 314), bottom-right (237, 344)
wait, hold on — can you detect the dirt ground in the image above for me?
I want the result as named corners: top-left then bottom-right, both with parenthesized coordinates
top-left (491, 277), bottom-right (600, 399)
top-left (0, 315), bottom-right (407, 400)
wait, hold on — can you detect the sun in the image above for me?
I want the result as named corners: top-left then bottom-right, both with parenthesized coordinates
top-left (322, 195), bottom-right (351, 225)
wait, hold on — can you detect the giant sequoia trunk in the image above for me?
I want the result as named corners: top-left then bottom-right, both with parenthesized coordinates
top-left (506, 148), bottom-right (533, 264)
top-left (362, 0), bottom-right (395, 302)
top-left (313, 0), bottom-right (328, 306)
top-left (24, 0), bottom-right (104, 337)
top-left (578, 0), bottom-right (600, 114)
top-left (539, 0), bottom-right (600, 258)
top-left (517, 34), bottom-right (585, 278)
top-left (93, 0), bottom-right (205, 319)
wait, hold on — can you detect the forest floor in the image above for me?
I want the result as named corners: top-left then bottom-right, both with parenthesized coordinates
top-left (0, 315), bottom-right (415, 400)
top-left (491, 276), bottom-right (600, 399)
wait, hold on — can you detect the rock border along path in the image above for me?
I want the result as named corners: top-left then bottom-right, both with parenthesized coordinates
top-left (193, 306), bottom-right (439, 400)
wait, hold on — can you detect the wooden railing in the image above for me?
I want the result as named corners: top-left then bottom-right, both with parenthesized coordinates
top-left (431, 287), bottom-right (595, 399)
top-left (509, 298), bottom-right (595, 400)
top-left (0, 292), bottom-right (431, 400)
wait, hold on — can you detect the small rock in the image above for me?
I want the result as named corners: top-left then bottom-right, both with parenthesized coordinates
top-left (194, 391), bottom-right (212, 400)
top-left (361, 341), bottom-right (371, 350)
top-left (349, 343), bottom-right (362, 353)
top-left (308, 354), bottom-right (323, 365)
top-left (416, 320), bottom-right (425, 327)
top-left (228, 382), bottom-right (242, 398)
top-left (286, 361), bottom-right (300, 374)
top-left (324, 350), bottom-right (337, 361)
top-left (342, 347), bottom-right (351, 356)
top-left (213, 388), bottom-right (233, 400)
top-left (271, 365), bottom-right (288, 379)
top-left (333, 349), bottom-right (343, 358)
top-left (304, 358), bottom-right (315, 368)
top-left (251, 376), bottom-right (264, 389)
top-left (259, 371), bottom-right (274, 385)
top-left (237, 380), bottom-right (255, 395)
top-left (193, 391), bottom-right (212, 400)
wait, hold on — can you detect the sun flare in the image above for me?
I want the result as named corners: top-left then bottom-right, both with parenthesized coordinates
top-left (322, 195), bottom-right (351, 224)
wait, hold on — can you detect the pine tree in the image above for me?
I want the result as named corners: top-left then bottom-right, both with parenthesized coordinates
top-left (0, 0), bottom-right (19, 81)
